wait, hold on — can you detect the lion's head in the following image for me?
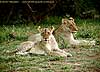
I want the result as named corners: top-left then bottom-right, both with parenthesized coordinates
top-left (37, 26), bottom-right (55, 42)
top-left (62, 17), bottom-right (78, 32)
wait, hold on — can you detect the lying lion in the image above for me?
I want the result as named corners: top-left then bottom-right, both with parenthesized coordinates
top-left (55, 17), bottom-right (95, 46)
top-left (11, 26), bottom-right (72, 57)
top-left (28, 17), bottom-right (95, 47)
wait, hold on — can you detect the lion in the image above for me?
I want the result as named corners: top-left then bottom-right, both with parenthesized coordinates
top-left (29, 26), bottom-right (72, 57)
top-left (11, 26), bottom-right (72, 57)
top-left (54, 17), bottom-right (95, 46)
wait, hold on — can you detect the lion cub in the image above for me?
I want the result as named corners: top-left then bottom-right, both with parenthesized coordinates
top-left (12, 26), bottom-right (71, 57)
top-left (54, 17), bottom-right (95, 46)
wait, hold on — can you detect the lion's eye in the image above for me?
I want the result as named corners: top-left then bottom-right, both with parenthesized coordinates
top-left (48, 32), bottom-right (50, 34)
top-left (69, 19), bottom-right (72, 20)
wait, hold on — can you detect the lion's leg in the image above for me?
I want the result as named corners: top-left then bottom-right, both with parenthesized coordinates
top-left (40, 45), bottom-right (67, 57)
top-left (15, 41), bottom-right (35, 55)
top-left (53, 48), bottom-right (72, 57)
top-left (16, 51), bottom-right (29, 55)
top-left (48, 50), bottom-right (67, 59)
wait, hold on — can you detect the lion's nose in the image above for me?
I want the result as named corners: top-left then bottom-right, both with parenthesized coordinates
top-left (44, 38), bottom-right (48, 41)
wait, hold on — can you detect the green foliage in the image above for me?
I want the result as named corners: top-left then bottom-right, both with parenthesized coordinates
top-left (41, 16), bottom-right (62, 27)
top-left (0, 24), bottom-right (38, 42)
top-left (75, 19), bottom-right (100, 39)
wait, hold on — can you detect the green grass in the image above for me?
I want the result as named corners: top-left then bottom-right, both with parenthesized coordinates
top-left (0, 17), bottom-right (100, 72)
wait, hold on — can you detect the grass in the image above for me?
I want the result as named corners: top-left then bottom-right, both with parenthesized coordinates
top-left (0, 17), bottom-right (100, 72)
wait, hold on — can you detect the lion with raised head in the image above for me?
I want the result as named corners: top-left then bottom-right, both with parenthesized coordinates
top-left (11, 26), bottom-right (72, 57)
top-left (29, 26), bottom-right (72, 57)
top-left (54, 17), bottom-right (95, 46)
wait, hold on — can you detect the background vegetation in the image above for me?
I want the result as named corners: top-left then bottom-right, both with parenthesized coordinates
top-left (0, 0), bottom-right (100, 25)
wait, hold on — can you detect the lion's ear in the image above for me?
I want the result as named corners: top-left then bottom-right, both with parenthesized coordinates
top-left (37, 26), bottom-right (42, 32)
top-left (62, 19), bottom-right (65, 24)
top-left (50, 26), bottom-right (55, 33)
top-left (62, 19), bottom-right (67, 24)
top-left (69, 17), bottom-right (74, 22)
